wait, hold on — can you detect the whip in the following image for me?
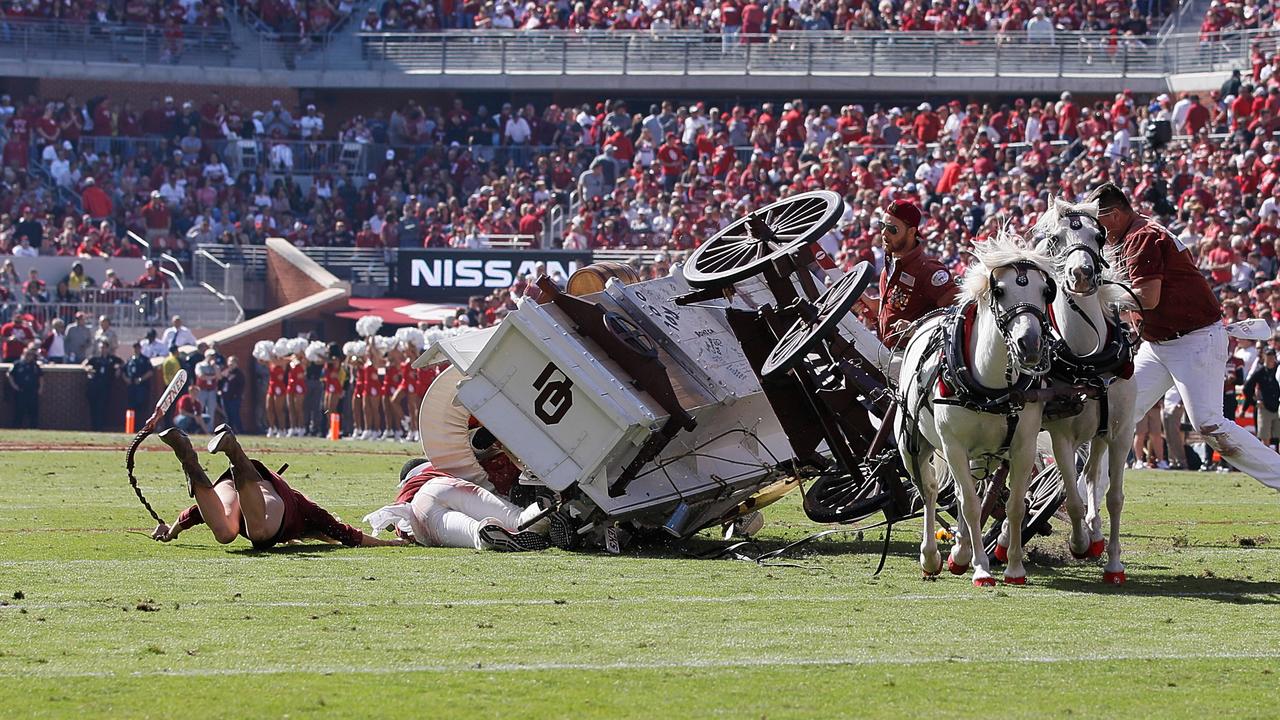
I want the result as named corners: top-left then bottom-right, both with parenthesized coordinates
top-left (124, 369), bottom-right (188, 524)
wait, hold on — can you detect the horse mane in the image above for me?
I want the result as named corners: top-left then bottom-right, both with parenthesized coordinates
top-left (1035, 196), bottom-right (1135, 309)
top-left (960, 228), bottom-right (1056, 303)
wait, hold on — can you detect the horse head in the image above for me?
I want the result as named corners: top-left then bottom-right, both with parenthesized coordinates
top-left (1035, 197), bottom-right (1109, 296)
top-left (963, 233), bottom-right (1057, 378)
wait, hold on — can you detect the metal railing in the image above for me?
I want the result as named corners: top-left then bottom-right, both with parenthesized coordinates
top-left (0, 19), bottom-right (1255, 80)
top-left (0, 288), bottom-right (198, 329)
top-left (197, 244), bottom-right (269, 281)
top-left (0, 18), bottom-right (235, 66)
top-left (354, 29), bottom-right (1171, 79)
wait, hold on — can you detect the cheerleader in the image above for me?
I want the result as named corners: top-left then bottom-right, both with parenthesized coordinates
top-left (344, 341), bottom-right (367, 440)
top-left (380, 341), bottom-right (407, 442)
top-left (286, 338), bottom-right (308, 437)
top-left (253, 340), bottom-right (283, 437)
top-left (355, 316), bottom-right (385, 441)
top-left (394, 328), bottom-right (427, 443)
top-left (362, 336), bottom-right (390, 440)
top-left (320, 342), bottom-right (345, 420)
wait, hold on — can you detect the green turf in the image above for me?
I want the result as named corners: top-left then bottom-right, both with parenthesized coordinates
top-left (1, 431), bottom-right (1278, 719)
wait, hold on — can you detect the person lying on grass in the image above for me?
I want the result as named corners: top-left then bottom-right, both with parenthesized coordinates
top-left (363, 424), bottom-right (551, 552)
top-left (151, 424), bottom-right (404, 549)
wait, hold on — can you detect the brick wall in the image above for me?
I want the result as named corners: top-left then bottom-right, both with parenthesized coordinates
top-left (0, 363), bottom-right (163, 432)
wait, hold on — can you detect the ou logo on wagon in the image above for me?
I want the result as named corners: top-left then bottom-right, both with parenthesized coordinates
top-left (532, 362), bottom-right (573, 425)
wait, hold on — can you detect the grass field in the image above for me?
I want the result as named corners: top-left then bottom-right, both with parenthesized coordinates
top-left (1, 430), bottom-right (1278, 719)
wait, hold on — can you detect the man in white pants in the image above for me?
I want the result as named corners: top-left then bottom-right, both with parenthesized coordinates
top-left (363, 428), bottom-right (550, 551)
top-left (1088, 183), bottom-right (1280, 490)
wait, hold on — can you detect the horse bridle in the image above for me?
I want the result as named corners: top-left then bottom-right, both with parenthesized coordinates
top-left (987, 260), bottom-right (1056, 378)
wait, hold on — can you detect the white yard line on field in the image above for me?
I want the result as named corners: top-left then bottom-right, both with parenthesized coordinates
top-left (2, 588), bottom-right (1276, 612)
top-left (3, 650), bottom-right (1280, 679)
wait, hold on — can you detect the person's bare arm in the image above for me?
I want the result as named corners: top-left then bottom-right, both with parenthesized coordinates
top-left (360, 534), bottom-right (408, 547)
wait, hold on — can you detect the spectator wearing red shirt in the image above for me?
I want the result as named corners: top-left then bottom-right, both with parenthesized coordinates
top-left (657, 134), bottom-right (686, 192)
top-left (141, 191), bottom-right (171, 242)
top-left (134, 261), bottom-right (170, 290)
top-left (913, 103), bottom-right (942, 143)
top-left (1231, 86), bottom-right (1255, 130)
top-left (81, 178), bottom-right (113, 219)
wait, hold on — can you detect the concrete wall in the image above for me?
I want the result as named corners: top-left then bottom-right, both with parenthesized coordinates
top-left (0, 58), bottom-right (1171, 95)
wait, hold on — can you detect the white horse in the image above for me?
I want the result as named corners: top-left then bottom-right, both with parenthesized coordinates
top-left (895, 233), bottom-right (1058, 586)
top-left (1030, 199), bottom-right (1137, 584)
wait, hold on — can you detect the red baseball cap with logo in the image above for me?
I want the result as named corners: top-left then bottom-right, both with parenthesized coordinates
top-left (886, 199), bottom-right (921, 229)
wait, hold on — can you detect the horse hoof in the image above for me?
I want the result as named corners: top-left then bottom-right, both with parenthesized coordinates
top-left (1103, 570), bottom-right (1127, 584)
top-left (1070, 545), bottom-right (1091, 560)
top-left (921, 573), bottom-right (939, 582)
top-left (1088, 539), bottom-right (1106, 559)
top-left (1003, 575), bottom-right (1027, 586)
top-left (947, 557), bottom-right (969, 575)
top-left (973, 577), bottom-right (996, 588)
top-left (993, 543), bottom-right (1008, 563)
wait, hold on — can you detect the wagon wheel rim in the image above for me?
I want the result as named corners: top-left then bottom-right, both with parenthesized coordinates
top-left (682, 190), bottom-right (844, 289)
top-left (761, 262), bottom-right (874, 377)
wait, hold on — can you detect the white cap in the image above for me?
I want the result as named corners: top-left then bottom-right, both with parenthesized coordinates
top-left (918, 102), bottom-right (932, 112)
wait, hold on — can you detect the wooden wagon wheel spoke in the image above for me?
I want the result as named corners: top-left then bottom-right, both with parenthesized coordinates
top-left (761, 262), bottom-right (875, 378)
top-left (682, 190), bottom-right (843, 289)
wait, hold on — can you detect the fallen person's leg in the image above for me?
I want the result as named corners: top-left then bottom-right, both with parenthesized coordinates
top-left (364, 458), bottom-right (548, 551)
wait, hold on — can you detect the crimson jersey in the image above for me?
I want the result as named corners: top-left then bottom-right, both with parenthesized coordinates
top-left (175, 460), bottom-right (364, 549)
top-left (288, 362), bottom-right (306, 394)
top-left (877, 243), bottom-right (960, 346)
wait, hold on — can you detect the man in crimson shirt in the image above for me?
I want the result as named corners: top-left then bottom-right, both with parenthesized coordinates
top-left (134, 261), bottom-right (170, 290)
top-left (1088, 183), bottom-right (1279, 490)
top-left (863, 200), bottom-right (960, 347)
top-left (1230, 86), bottom-right (1255, 130)
top-left (1, 315), bottom-right (35, 362)
top-left (656, 134), bottom-right (686, 192)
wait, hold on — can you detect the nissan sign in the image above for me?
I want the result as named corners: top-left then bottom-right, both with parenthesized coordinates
top-left (398, 249), bottom-right (593, 302)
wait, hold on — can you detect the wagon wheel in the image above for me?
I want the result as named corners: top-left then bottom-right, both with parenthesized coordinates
top-left (980, 461), bottom-right (1067, 559)
top-left (682, 190), bottom-right (844, 289)
top-left (760, 261), bottom-right (874, 378)
top-left (803, 470), bottom-right (890, 525)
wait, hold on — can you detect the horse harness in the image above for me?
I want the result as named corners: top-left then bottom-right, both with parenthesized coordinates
top-left (906, 261), bottom-right (1058, 460)
top-left (1037, 231), bottom-right (1138, 437)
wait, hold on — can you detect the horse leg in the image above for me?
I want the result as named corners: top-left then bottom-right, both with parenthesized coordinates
top-left (1002, 418), bottom-right (1041, 585)
top-left (916, 450), bottom-right (943, 577)
top-left (1103, 434), bottom-right (1129, 584)
top-left (1052, 429), bottom-right (1091, 559)
top-left (941, 444), bottom-right (989, 586)
top-left (1080, 443), bottom-right (1108, 546)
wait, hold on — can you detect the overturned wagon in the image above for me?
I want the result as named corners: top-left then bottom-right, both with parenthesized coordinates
top-left (418, 191), bottom-right (1062, 555)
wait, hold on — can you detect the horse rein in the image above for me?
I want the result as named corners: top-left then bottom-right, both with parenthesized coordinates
top-left (987, 260), bottom-right (1056, 380)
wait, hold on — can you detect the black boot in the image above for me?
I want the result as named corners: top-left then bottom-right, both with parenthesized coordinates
top-left (158, 428), bottom-right (212, 497)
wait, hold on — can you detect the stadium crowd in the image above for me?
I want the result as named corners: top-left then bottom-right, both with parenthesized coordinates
top-left (3, 80), bottom-right (1280, 460)
top-left (367, 0), bottom-right (1171, 35)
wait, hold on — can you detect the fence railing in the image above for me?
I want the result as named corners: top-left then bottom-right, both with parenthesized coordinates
top-left (0, 287), bottom-right (240, 329)
top-left (0, 19), bottom-right (1260, 80)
